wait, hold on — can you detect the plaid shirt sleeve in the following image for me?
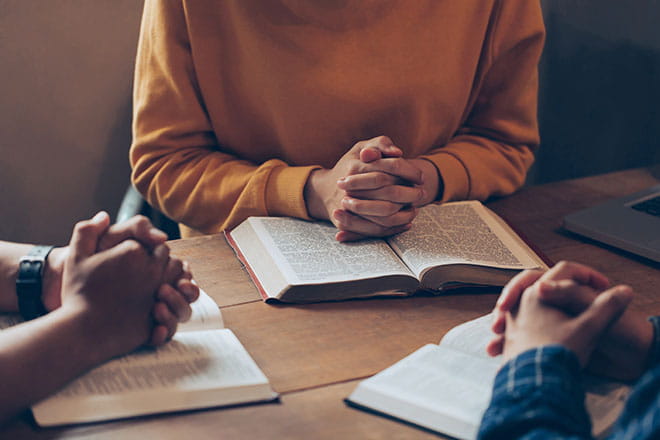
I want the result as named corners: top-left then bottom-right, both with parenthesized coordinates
top-left (645, 316), bottom-right (660, 368)
top-left (477, 345), bottom-right (593, 440)
top-left (478, 316), bottom-right (660, 440)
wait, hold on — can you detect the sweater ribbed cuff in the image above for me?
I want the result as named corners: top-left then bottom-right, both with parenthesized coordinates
top-left (265, 165), bottom-right (322, 220)
top-left (421, 151), bottom-right (470, 202)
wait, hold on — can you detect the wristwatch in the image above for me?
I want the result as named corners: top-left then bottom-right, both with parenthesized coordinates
top-left (16, 245), bottom-right (55, 320)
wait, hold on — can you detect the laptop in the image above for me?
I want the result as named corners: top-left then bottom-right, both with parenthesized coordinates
top-left (563, 184), bottom-right (660, 262)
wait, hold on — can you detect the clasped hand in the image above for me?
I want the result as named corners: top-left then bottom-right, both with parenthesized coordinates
top-left (44, 212), bottom-right (199, 354)
top-left (488, 261), bottom-right (653, 381)
top-left (305, 136), bottom-right (439, 242)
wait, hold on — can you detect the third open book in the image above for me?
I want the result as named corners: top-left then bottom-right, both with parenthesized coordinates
top-left (226, 201), bottom-right (548, 302)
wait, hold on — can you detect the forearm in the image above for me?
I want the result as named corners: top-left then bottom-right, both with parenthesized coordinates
top-left (422, 138), bottom-right (534, 203)
top-left (132, 147), bottom-right (318, 232)
top-left (428, 0), bottom-right (542, 204)
top-left (0, 306), bottom-right (102, 423)
top-left (478, 346), bottom-right (593, 440)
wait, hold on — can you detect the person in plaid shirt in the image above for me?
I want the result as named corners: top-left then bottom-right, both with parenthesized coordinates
top-left (478, 261), bottom-right (660, 439)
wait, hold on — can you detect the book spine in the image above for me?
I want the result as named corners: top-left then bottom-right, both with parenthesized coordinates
top-left (223, 230), bottom-right (271, 301)
top-left (497, 212), bottom-right (554, 267)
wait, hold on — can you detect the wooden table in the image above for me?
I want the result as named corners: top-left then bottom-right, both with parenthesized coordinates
top-left (6, 167), bottom-right (660, 439)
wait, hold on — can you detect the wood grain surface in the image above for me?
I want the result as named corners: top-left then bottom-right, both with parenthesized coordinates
top-left (5, 167), bottom-right (659, 440)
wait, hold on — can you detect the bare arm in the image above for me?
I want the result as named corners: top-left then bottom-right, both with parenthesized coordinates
top-left (0, 215), bottom-right (170, 424)
top-left (0, 306), bottom-right (110, 423)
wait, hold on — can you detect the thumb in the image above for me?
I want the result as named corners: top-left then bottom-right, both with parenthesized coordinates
top-left (360, 145), bottom-right (403, 163)
top-left (576, 285), bottom-right (633, 342)
top-left (69, 212), bottom-right (111, 261)
top-left (359, 147), bottom-right (383, 163)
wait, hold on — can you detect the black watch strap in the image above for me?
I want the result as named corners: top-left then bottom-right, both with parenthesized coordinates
top-left (16, 245), bottom-right (55, 320)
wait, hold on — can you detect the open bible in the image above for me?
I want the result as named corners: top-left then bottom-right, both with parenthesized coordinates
top-left (0, 291), bottom-right (277, 426)
top-left (346, 314), bottom-right (629, 440)
top-left (226, 201), bottom-right (548, 303)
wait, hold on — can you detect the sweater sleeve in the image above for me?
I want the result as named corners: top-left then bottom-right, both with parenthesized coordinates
top-left (423, 0), bottom-right (545, 202)
top-left (130, 0), bottom-right (319, 234)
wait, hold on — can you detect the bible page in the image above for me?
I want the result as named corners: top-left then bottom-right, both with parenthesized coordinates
top-left (348, 344), bottom-right (499, 440)
top-left (387, 201), bottom-right (543, 278)
top-left (177, 288), bottom-right (224, 333)
top-left (439, 313), bottom-right (495, 358)
top-left (246, 217), bottom-right (414, 285)
top-left (1, 288), bottom-right (222, 333)
top-left (439, 313), bottom-right (628, 438)
top-left (32, 329), bottom-right (276, 426)
top-left (0, 290), bottom-right (223, 334)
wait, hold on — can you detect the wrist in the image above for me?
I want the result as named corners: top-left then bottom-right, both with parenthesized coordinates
top-left (46, 303), bottom-right (110, 368)
top-left (58, 298), bottom-right (138, 364)
top-left (304, 168), bottom-right (332, 220)
top-left (42, 247), bottom-right (67, 312)
top-left (412, 158), bottom-right (442, 205)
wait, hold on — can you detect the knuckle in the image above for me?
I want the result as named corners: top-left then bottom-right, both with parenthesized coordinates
top-left (73, 220), bottom-right (91, 234)
top-left (338, 215), bottom-right (353, 228)
top-left (397, 210), bottom-right (416, 224)
top-left (375, 135), bottom-right (392, 146)
top-left (375, 173), bottom-right (390, 187)
top-left (170, 258), bottom-right (183, 274)
top-left (155, 243), bottom-right (171, 261)
top-left (348, 198), bottom-right (364, 212)
top-left (384, 204), bottom-right (401, 216)
top-left (124, 239), bottom-right (144, 255)
top-left (347, 160), bottom-right (363, 175)
top-left (387, 186), bottom-right (402, 200)
top-left (134, 215), bottom-right (152, 229)
top-left (380, 217), bottom-right (399, 227)
top-left (388, 159), bottom-right (401, 175)
top-left (352, 140), bottom-right (366, 152)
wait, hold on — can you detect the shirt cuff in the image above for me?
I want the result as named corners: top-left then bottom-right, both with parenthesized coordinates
top-left (478, 345), bottom-right (592, 439)
top-left (645, 316), bottom-right (660, 368)
top-left (421, 151), bottom-right (470, 202)
top-left (265, 164), bottom-right (322, 220)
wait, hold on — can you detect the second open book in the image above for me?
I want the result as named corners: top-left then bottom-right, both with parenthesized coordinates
top-left (2, 291), bottom-right (278, 426)
top-left (227, 201), bottom-right (548, 302)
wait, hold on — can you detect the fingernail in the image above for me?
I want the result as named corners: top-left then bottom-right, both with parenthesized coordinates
top-left (91, 211), bottom-right (107, 223)
top-left (616, 285), bottom-right (633, 295)
top-left (181, 284), bottom-right (196, 299)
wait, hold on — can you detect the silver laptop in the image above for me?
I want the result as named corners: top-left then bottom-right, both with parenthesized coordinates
top-left (563, 184), bottom-right (660, 262)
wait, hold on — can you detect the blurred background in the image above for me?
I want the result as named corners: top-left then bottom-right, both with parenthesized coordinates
top-left (1, 0), bottom-right (659, 244)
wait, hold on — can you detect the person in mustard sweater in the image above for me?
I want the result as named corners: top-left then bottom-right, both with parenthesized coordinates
top-left (130, 1), bottom-right (545, 241)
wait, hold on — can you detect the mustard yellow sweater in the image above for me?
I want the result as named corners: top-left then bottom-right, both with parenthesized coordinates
top-left (131, 0), bottom-right (545, 237)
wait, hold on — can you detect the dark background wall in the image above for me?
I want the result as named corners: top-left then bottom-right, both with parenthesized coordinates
top-left (531, 0), bottom-right (660, 183)
top-left (0, 0), bottom-right (142, 244)
top-left (1, 1), bottom-right (659, 243)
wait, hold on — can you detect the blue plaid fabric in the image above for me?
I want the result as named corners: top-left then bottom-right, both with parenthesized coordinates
top-left (478, 316), bottom-right (660, 440)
